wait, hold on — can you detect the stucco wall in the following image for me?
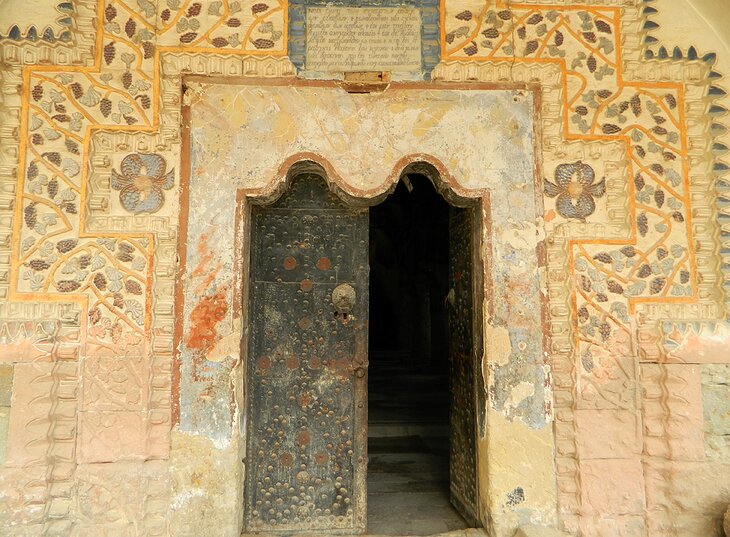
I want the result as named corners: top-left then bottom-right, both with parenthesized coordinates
top-left (0, 1), bottom-right (728, 536)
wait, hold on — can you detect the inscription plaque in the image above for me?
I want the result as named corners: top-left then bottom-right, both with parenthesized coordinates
top-left (306, 7), bottom-right (422, 74)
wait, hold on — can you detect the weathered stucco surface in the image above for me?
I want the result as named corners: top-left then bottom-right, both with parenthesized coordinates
top-left (0, 0), bottom-right (729, 536)
top-left (182, 82), bottom-right (547, 434)
top-left (182, 81), bottom-right (553, 533)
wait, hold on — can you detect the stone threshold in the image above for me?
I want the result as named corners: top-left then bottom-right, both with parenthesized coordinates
top-left (241, 527), bottom-right (570, 537)
top-left (241, 529), bottom-right (488, 537)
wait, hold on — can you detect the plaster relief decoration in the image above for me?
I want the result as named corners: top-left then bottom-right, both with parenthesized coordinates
top-left (544, 160), bottom-right (606, 220)
top-left (0, 0), bottom-right (75, 43)
top-left (111, 153), bottom-right (175, 213)
top-left (156, 0), bottom-right (286, 51)
top-left (0, 0), bottom-right (727, 536)
top-left (441, 2), bottom-right (697, 353)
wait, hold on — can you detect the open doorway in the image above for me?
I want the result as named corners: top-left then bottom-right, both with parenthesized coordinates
top-left (367, 174), bottom-right (475, 535)
top-left (242, 169), bottom-right (480, 534)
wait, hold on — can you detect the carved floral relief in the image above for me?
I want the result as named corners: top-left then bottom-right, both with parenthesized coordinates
top-left (111, 153), bottom-right (175, 214)
top-left (544, 161), bottom-right (606, 220)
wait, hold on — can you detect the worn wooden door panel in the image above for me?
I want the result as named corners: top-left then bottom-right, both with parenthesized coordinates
top-left (448, 206), bottom-right (479, 526)
top-left (245, 174), bottom-right (369, 534)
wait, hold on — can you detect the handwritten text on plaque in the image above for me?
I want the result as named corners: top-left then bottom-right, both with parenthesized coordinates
top-left (306, 7), bottom-right (422, 73)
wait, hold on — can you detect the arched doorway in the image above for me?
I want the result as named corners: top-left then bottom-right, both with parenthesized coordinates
top-left (368, 173), bottom-right (480, 534)
top-left (243, 165), bottom-right (482, 534)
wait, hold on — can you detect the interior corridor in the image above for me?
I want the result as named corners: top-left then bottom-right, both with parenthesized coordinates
top-left (367, 176), bottom-right (469, 535)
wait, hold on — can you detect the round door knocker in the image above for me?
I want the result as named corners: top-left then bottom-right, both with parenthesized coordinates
top-left (332, 284), bottom-right (356, 322)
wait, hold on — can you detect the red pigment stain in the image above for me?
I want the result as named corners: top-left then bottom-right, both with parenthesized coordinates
top-left (300, 279), bottom-right (313, 292)
top-left (192, 230), bottom-right (222, 297)
top-left (192, 230), bottom-right (216, 277)
top-left (186, 292), bottom-right (228, 353)
top-left (316, 257), bottom-right (331, 270)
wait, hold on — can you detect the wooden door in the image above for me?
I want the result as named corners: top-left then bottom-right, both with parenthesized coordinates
top-left (447, 206), bottom-right (479, 526)
top-left (245, 173), bottom-right (369, 533)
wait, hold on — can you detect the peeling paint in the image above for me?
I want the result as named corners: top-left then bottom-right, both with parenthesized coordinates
top-left (485, 410), bottom-right (557, 534)
top-left (207, 319), bottom-right (242, 363)
top-left (504, 381), bottom-right (536, 416)
top-left (183, 82), bottom-right (551, 531)
top-left (169, 429), bottom-right (244, 536)
top-left (485, 324), bottom-right (512, 367)
top-left (497, 219), bottom-right (545, 252)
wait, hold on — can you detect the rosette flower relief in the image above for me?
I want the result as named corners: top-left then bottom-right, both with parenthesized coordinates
top-left (111, 153), bottom-right (174, 214)
top-left (544, 161), bottom-right (605, 220)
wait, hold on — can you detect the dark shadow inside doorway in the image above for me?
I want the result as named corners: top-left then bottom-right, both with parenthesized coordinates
top-left (367, 175), bottom-right (469, 535)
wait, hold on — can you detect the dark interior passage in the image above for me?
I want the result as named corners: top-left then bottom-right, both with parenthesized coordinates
top-left (367, 175), bottom-right (469, 535)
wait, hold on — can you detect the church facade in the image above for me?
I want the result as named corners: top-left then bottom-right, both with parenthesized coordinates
top-left (0, 0), bottom-right (729, 535)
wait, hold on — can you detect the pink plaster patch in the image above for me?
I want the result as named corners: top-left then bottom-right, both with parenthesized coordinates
top-left (641, 364), bottom-right (705, 461)
top-left (580, 459), bottom-right (645, 515)
top-left (575, 409), bottom-right (642, 459)
top-left (664, 323), bottom-right (730, 364)
top-left (7, 362), bottom-right (77, 467)
top-left (78, 411), bottom-right (148, 463)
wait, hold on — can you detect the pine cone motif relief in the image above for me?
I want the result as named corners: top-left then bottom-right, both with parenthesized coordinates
top-left (543, 161), bottom-right (605, 220)
top-left (111, 153), bottom-right (174, 214)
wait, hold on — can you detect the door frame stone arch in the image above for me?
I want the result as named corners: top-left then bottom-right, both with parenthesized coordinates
top-left (177, 78), bottom-right (554, 535)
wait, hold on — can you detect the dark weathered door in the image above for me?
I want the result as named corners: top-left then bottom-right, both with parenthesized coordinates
top-left (447, 206), bottom-right (479, 526)
top-left (245, 173), bottom-right (369, 533)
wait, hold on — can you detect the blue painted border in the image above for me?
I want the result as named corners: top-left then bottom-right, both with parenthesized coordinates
top-left (288, 0), bottom-right (440, 80)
